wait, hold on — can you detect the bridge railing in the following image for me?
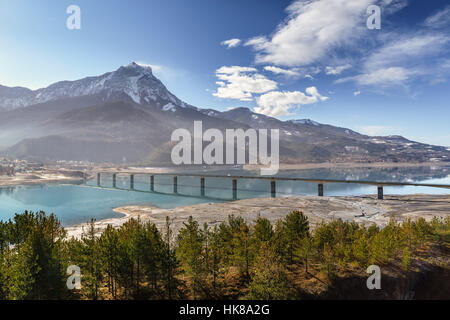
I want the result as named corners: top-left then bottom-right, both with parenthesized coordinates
top-left (92, 171), bottom-right (450, 200)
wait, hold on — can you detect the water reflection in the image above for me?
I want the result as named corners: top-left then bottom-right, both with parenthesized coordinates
top-left (2, 166), bottom-right (449, 226)
top-left (90, 165), bottom-right (450, 200)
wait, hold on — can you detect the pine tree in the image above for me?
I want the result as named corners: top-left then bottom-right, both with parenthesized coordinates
top-left (253, 216), bottom-right (274, 244)
top-left (249, 243), bottom-right (289, 300)
top-left (277, 211), bottom-right (310, 264)
top-left (99, 224), bottom-right (120, 299)
top-left (3, 242), bottom-right (37, 300)
top-left (162, 217), bottom-right (179, 299)
top-left (79, 219), bottom-right (103, 299)
top-left (231, 220), bottom-right (252, 279)
top-left (176, 216), bottom-right (205, 299)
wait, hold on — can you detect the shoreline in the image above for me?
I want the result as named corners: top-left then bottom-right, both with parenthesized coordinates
top-left (65, 193), bottom-right (450, 239)
top-left (244, 161), bottom-right (449, 171)
top-left (2, 163), bottom-right (449, 239)
top-left (0, 176), bottom-right (84, 187)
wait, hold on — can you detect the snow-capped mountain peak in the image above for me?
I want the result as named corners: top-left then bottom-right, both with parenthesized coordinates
top-left (122, 62), bottom-right (154, 76)
top-left (0, 62), bottom-right (190, 111)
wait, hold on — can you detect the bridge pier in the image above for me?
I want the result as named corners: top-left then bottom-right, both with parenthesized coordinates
top-left (97, 173), bottom-right (101, 186)
top-left (318, 183), bottom-right (324, 197)
top-left (112, 174), bottom-right (116, 188)
top-left (150, 175), bottom-right (154, 192)
top-left (271, 180), bottom-right (276, 198)
top-left (130, 174), bottom-right (134, 189)
top-left (232, 179), bottom-right (237, 200)
top-left (200, 177), bottom-right (205, 197)
top-left (378, 186), bottom-right (384, 200)
top-left (174, 176), bottom-right (178, 194)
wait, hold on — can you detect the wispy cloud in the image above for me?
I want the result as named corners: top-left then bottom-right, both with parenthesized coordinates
top-left (380, 0), bottom-right (409, 14)
top-left (357, 125), bottom-right (395, 136)
top-left (325, 64), bottom-right (352, 75)
top-left (353, 91), bottom-right (361, 96)
top-left (221, 38), bottom-right (242, 49)
top-left (423, 5), bottom-right (450, 29)
top-left (336, 33), bottom-right (450, 87)
top-left (337, 67), bottom-right (413, 87)
top-left (135, 61), bottom-right (187, 84)
top-left (264, 66), bottom-right (300, 77)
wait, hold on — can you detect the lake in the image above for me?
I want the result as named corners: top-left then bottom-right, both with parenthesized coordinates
top-left (1, 166), bottom-right (449, 226)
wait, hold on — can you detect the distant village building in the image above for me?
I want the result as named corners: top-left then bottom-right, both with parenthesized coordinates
top-left (0, 165), bottom-right (15, 176)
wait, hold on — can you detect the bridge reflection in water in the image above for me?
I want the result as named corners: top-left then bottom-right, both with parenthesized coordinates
top-left (89, 172), bottom-right (450, 202)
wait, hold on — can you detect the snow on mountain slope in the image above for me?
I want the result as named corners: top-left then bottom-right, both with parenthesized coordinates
top-left (289, 119), bottom-right (320, 126)
top-left (0, 62), bottom-right (192, 111)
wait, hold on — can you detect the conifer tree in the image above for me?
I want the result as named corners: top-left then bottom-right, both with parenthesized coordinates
top-left (249, 243), bottom-right (289, 300)
top-left (176, 216), bottom-right (204, 299)
top-left (162, 217), bottom-right (179, 299)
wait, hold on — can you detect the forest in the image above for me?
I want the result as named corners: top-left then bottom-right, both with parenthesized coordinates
top-left (0, 210), bottom-right (449, 300)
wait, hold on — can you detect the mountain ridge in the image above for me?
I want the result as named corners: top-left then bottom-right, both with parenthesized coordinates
top-left (0, 62), bottom-right (449, 165)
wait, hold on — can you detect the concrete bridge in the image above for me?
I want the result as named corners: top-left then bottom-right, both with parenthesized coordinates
top-left (91, 171), bottom-right (450, 201)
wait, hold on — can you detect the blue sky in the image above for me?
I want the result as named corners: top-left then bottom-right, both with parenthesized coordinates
top-left (0, 0), bottom-right (449, 146)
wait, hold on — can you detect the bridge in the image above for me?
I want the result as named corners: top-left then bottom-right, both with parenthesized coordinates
top-left (91, 171), bottom-right (450, 201)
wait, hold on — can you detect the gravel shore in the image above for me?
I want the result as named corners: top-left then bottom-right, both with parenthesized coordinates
top-left (66, 194), bottom-right (450, 239)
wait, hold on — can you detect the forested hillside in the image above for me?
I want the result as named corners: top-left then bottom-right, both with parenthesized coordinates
top-left (0, 211), bottom-right (449, 300)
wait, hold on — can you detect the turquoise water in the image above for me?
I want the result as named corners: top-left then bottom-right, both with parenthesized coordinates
top-left (1, 166), bottom-right (449, 226)
top-left (0, 183), bottom-right (218, 226)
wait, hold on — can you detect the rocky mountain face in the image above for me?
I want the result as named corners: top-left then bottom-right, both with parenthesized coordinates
top-left (0, 62), bottom-right (449, 164)
top-left (0, 62), bottom-right (193, 111)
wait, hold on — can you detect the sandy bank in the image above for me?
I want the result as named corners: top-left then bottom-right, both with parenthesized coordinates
top-left (0, 172), bottom-right (84, 187)
top-left (65, 194), bottom-right (450, 239)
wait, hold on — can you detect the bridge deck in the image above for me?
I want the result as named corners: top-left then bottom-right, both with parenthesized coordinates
top-left (89, 171), bottom-right (450, 201)
top-left (96, 171), bottom-right (450, 189)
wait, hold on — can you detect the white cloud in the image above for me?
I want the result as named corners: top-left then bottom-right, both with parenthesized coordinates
top-left (353, 91), bottom-right (361, 96)
top-left (254, 87), bottom-right (328, 117)
top-left (213, 66), bottom-right (278, 101)
top-left (325, 64), bottom-right (352, 75)
top-left (310, 67), bottom-right (321, 75)
top-left (221, 38), bottom-right (242, 49)
top-left (244, 36), bottom-right (267, 47)
top-left (424, 5), bottom-right (450, 29)
top-left (380, 0), bottom-right (409, 14)
top-left (244, 0), bottom-right (373, 67)
top-left (264, 66), bottom-right (300, 77)
top-left (135, 62), bottom-right (162, 72)
top-left (134, 62), bottom-right (187, 84)
top-left (304, 74), bottom-right (314, 80)
top-left (215, 66), bottom-right (257, 74)
top-left (430, 78), bottom-right (446, 85)
top-left (337, 67), bottom-right (412, 87)
top-left (364, 34), bottom-right (449, 71)
top-left (337, 33), bottom-right (450, 87)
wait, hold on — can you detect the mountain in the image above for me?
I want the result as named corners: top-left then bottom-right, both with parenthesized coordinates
top-left (0, 62), bottom-right (193, 112)
top-left (0, 62), bottom-right (449, 165)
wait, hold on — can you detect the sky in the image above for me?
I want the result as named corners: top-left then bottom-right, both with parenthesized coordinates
top-left (0, 0), bottom-right (449, 146)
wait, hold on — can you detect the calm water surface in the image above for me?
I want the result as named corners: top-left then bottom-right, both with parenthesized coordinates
top-left (1, 166), bottom-right (449, 226)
